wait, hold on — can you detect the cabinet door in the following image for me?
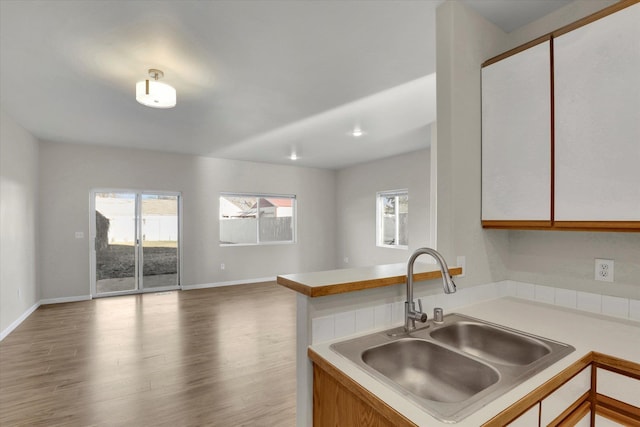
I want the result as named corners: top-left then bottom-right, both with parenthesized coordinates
top-left (482, 40), bottom-right (552, 223)
top-left (540, 367), bottom-right (590, 425)
top-left (554, 3), bottom-right (640, 221)
top-left (597, 368), bottom-right (640, 408)
top-left (507, 403), bottom-right (539, 426)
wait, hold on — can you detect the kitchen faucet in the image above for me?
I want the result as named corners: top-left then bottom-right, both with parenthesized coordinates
top-left (405, 247), bottom-right (457, 332)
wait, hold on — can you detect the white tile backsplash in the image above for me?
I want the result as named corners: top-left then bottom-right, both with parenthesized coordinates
top-left (555, 288), bottom-right (577, 308)
top-left (355, 307), bottom-right (375, 333)
top-left (373, 304), bottom-right (392, 329)
top-left (391, 301), bottom-right (405, 325)
top-left (495, 281), bottom-right (512, 297)
top-left (534, 285), bottom-right (555, 304)
top-left (577, 291), bottom-right (602, 314)
top-left (312, 315), bottom-right (335, 344)
top-left (516, 282), bottom-right (535, 300)
top-left (334, 311), bottom-right (355, 339)
top-left (601, 295), bottom-right (629, 319)
top-left (309, 281), bottom-right (639, 344)
top-left (629, 299), bottom-right (640, 321)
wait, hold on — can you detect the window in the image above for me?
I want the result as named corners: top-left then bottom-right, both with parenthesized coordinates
top-left (219, 193), bottom-right (296, 245)
top-left (376, 190), bottom-right (408, 248)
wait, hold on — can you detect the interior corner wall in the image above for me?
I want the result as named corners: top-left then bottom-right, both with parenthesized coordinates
top-left (1, 109), bottom-right (40, 334)
top-left (38, 141), bottom-right (337, 300)
top-left (436, 0), bottom-right (639, 299)
top-left (503, 0), bottom-right (639, 300)
top-left (435, 0), bottom-right (511, 288)
top-left (335, 146), bottom-right (431, 268)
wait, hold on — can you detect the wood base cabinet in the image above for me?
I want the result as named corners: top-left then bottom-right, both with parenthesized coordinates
top-left (311, 349), bottom-right (639, 427)
top-left (483, 352), bottom-right (640, 427)
top-left (311, 354), bottom-right (416, 427)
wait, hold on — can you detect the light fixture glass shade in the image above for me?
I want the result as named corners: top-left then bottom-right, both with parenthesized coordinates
top-left (136, 80), bottom-right (176, 108)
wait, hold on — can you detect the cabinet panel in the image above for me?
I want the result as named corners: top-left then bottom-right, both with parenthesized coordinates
top-left (554, 3), bottom-right (640, 221)
top-left (595, 414), bottom-right (627, 426)
top-left (541, 367), bottom-right (590, 425)
top-left (506, 403), bottom-right (539, 426)
top-left (482, 40), bottom-right (551, 221)
top-left (597, 368), bottom-right (640, 408)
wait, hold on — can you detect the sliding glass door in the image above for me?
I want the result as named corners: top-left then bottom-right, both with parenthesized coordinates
top-left (92, 190), bottom-right (180, 296)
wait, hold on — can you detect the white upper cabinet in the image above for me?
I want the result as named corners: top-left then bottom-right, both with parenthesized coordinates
top-left (482, 40), bottom-right (551, 222)
top-left (554, 3), bottom-right (640, 221)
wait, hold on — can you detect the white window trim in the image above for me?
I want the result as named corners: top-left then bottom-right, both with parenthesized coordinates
top-left (219, 192), bottom-right (297, 246)
top-left (376, 189), bottom-right (408, 250)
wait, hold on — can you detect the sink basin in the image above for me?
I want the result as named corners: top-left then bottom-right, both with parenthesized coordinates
top-left (430, 321), bottom-right (551, 366)
top-left (362, 339), bottom-right (499, 403)
top-left (330, 313), bottom-right (574, 423)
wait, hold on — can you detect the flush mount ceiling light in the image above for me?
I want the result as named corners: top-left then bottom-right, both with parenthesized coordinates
top-left (349, 125), bottom-right (366, 138)
top-left (136, 69), bottom-right (176, 109)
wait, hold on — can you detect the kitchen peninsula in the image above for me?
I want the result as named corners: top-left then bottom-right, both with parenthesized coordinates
top-left (277, 266), bottom-right (640, 426)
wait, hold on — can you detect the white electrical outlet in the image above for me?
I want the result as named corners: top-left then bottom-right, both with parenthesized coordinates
top-left (344, 257), bottom-right (349, 264)
top-left (595, 258), bottom-right (614, 282)
top-left (220, 263), bottom-right (225, 270)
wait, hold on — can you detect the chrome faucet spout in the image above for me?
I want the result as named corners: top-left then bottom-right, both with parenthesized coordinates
top-left (404, 247), bottom-right (457, 332)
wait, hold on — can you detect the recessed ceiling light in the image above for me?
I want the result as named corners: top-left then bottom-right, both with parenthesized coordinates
top-left (349, 126), bottom-right (366, 138)
top-left (136, 69), bottom-right (176, 109)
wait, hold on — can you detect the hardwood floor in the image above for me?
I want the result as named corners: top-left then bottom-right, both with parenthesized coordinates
top-left (0, 282), bottom-right (297, 426)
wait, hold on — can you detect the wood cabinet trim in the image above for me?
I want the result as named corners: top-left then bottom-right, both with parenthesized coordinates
top-left (482, 221), bottom-right (640, 232)
top-left (481, 353), bottom-right (593, 427)
top-left (310, 348), bottom-right (640, 426)
top-left (484, 352), bottom-right (640, 426)
top-left (555, 400), bottom-right (590, 427)
top-left (593, 351), bottom-right (640, 380)
top-left (595, 393), bottom-right (640, 426)
top-left (481, 220), bottom-right (552, 230)
top-left (553, 0), bottom-right (639, 38)
top-left (482, 34), bottom-right (551, 67)
top-left (483, 0), bottom-right (639, 67)
top-left (309, 348), bottom-right (418, 427)
top-left (482, 1), bottom-right (640, 232)
top-left (278, 267), bottom-right (463, 298)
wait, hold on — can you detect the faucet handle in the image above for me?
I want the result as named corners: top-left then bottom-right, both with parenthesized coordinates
top-left (416, 299), bottom-right (427, 323)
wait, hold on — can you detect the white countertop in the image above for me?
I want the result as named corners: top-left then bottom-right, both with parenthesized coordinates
top-left (310, 297), bottom-right (640, 426)
top-left (278, 262), bottom-right (462, 297)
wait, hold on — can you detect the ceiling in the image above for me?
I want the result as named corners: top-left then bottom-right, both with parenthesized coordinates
top-left (1, 0), bottom-right (571, 169)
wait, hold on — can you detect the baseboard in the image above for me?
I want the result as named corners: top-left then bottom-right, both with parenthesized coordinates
top-left (2, 280), bottom-right (273, 341)
top-left (40, 295), bottom-right (92, 305)
top-left (182, 276), bottom-right (276, 290)
top-left (0, 301), bottom-right (40, 342)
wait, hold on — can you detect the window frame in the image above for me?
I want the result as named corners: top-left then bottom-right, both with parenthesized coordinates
top-left (376, 189), bottom-right (409, 250)
top-left (219, 192), bottom-right (297, 247)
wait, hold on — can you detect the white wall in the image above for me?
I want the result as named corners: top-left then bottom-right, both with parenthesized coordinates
top-left (38, 141), bottom-right (336, 299)
top-left (436, 0), bottom-right (639, 299)
top-left (436, 0), bottom-right (511, 289)
top-left (336, 146), bottom-right (431, 268)
top-left (504, 0), bottom-right (639, 300)
top-left (0, 110), bottom-right (40, 334)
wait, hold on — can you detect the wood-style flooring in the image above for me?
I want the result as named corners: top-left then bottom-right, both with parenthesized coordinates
top-left (0, 282), bottom-right (297, 426)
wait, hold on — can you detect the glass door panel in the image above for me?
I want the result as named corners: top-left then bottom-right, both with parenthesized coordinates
top-left (94, 192), bottom-right (137, 294)
top-left (140, 194), bottom-right (179, 289)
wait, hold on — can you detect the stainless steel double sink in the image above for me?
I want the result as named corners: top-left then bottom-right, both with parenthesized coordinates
top-left (330, 313), bottom-right (575, 423)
